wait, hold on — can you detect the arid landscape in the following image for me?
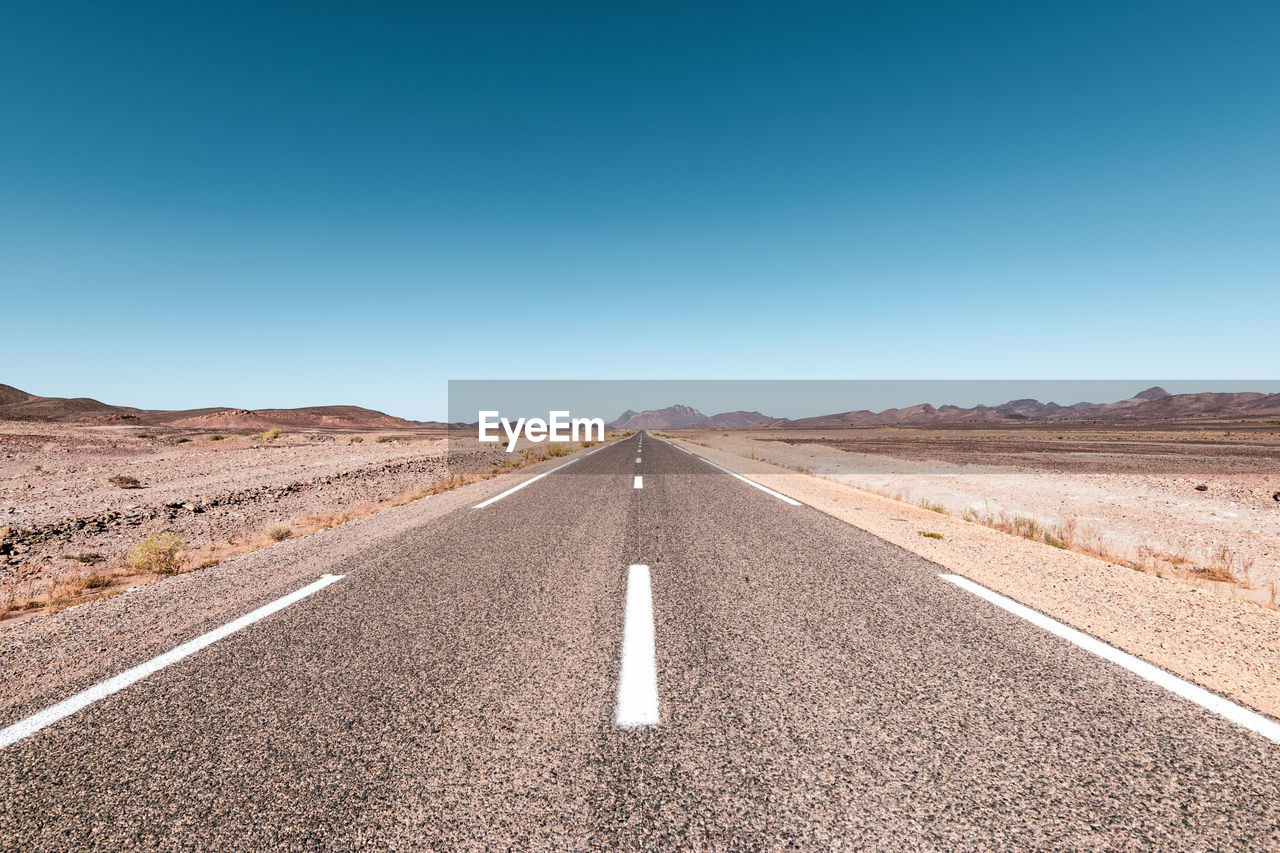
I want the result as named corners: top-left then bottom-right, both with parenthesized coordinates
top-left (0, 384), bottom-right (604, 621)
top-left (8, 381), bottom-right (1278, 625)
top-left (666, 419), bottom-right (1280, 606)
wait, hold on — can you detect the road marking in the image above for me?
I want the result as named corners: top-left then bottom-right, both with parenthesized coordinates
top-left (473, 458), bottom-right (579, 508)
top-left (939, 573), bottom-right (1280, 745)
top-left (689, 454), bottom-right (800, 505)
top-left (0, 574), bottom-right (346, 750)
top-left (636, 457), bottom-right (641, 463)
top-left (652, 436), bottom-right (803, 504)
top-left (634, 475), bottom-right (643, 489)
top-left (616, 565), bottom-right (660, 727)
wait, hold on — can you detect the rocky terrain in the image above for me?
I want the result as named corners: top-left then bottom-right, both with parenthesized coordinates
top-left (0, 422), bottom-right (516, 617)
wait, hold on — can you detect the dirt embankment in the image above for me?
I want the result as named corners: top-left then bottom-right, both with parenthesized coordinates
top-left (0, 424), bottom-right (486, 610)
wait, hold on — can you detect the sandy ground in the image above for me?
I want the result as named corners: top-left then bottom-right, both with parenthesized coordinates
top-left (677, 428), bottom-right (1280, 601)
top-left (662, 435), bottom-right (1280, 720)
top-left (0, 423), bottom-right (495, 607)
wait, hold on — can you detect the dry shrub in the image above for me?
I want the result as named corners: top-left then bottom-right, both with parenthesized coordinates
top-left (256, 428), bottom-right (282, 441)
top-left (109, 475), bottom-right (141, 489)
top-left (263, 522), bottom-right (292, 542)
top-left (128, 533), bottom-right (187, 575)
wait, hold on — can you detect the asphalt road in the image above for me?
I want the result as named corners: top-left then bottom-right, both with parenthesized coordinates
top-left (2, 432), bottom-right (1278, 850)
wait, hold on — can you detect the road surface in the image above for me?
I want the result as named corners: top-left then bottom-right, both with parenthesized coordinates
top-left (2, 432), bottom-right (1277, 850)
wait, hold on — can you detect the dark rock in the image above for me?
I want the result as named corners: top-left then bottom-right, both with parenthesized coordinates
top-left (1195, 484), bottom-right (1208, 491)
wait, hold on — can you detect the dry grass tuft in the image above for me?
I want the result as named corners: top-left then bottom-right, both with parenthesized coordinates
top-left (128, 533), bottom-right (187, 575)
top-left (262, 522), bottom-right (292, 542)
top-left (108, 474), bottom-right (141, 489)
top-left (256, 428), bottom-right (283, 441)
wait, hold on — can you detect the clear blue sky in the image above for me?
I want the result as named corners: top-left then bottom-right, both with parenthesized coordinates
top-left (2, 2), bottom-right (1276, 420)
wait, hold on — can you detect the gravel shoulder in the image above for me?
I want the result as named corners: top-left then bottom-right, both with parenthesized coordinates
top-left (715, 428), bottom-right (1280, 597)
top-left (666, 435), bottom-right (1280, 720)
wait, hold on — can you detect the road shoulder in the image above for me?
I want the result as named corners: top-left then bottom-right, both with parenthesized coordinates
top-left (667, 436), bottom-right (1280, 720)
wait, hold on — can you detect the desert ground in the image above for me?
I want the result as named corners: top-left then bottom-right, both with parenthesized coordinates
top-left (668, 421), bottom-right (1280, 606)
top-left (0, 422), bottom-right (577, 619)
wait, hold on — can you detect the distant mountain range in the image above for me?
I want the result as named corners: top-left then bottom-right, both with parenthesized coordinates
top-left (610, 387), bottom-right (1280, 429)
top-left (6, 383), bottom-right (1280, 432)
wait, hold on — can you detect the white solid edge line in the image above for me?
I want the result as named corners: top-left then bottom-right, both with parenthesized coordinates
top-left (689, 452), bottom-right (801, 505)
top-left (634, 475), bottom-right (643, 489)
top-left (473, 457), bottom-right (579, 508)
top-left (616, 565), bottom-right (660, 727)
top-left (0, 573), bottom-right (346, 750)
top-left (653, 436), bottom-right (802, 505)
top-left (939, 573), bottom-right (1280, 745)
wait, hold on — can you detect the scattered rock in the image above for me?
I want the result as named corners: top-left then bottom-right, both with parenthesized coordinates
top-left (1195, 484), bottom-right (1208, 491)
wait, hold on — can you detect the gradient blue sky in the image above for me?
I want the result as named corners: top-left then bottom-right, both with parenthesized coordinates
top-left (3, 2), bottom-right (1277, 419)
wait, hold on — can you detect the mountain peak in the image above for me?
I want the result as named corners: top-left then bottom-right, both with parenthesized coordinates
top-left (1134, 386), bottom-right (1172, 401)
top-left (607, 404), bottom-right (706, 430)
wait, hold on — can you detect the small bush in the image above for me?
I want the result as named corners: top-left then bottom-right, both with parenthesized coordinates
top-left (208, 434), bottom-right (227, 441)
top-left (349, 436), bottom-right (365, 443)
top-left (546, 443), bottom-right (572, 457)
top-left (175, 437), bottom-right (191, 444)
top-left (109, 475), bottom-right (141, 489)
top-left (256, 428), bottom-right (282, 441)
top-left (66, 553), bottom-right (103, 564)
top-left (80, 574), bottom-right (111, 590)
top-left (918, 531), bottom-right (943, 540)
top-left (263, 522), bottom-right (292, 542)
top-left (376, 436), bottom-right (395, 443)
top-left (128, 533), bottom-right (187, 575)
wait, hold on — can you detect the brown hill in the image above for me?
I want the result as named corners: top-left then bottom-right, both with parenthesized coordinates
top-left (0, 384), bottom-right (417, 430)
top-left (685, 410), bottom-right (776, 429)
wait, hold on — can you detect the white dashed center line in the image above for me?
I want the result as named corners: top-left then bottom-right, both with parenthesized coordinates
top-left (634, 475), bottom-right (643, 489)
top-left (616, 565), bottom-right (660, 727)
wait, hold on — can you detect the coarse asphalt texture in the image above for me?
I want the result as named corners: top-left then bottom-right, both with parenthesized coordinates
top-left (2, 432), bottom-right (1277, 850)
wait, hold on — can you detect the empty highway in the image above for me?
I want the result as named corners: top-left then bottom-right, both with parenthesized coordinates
top-left (2, 432), bottom-right (1277, 850)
